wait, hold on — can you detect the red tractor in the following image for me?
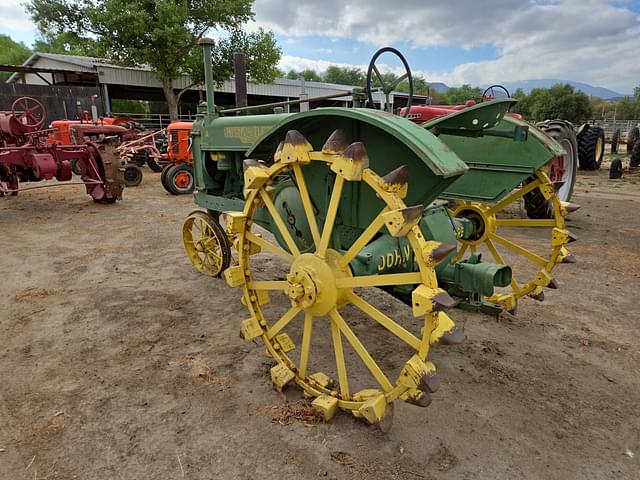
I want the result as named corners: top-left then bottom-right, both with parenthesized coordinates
top-left (0, 97), bottom-right (125, 203)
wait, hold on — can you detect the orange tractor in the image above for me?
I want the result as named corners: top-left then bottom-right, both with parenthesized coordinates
top-left (118, 121), bottom-right (194, 193)
top-left (159, 121), bottom-right (194, 194)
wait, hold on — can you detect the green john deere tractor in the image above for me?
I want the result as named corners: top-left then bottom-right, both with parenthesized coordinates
top-left (181, 41), bottom-right (578, 424)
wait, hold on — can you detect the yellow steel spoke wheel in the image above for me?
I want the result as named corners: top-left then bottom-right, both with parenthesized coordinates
top-left (224, 130), bottom-right (459, 425)
top-left (183, 210), bottom-right (231, 277)
top-left (452, 168), bottom-right (577, 313)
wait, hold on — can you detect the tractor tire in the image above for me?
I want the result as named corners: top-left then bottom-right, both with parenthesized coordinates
top-left (146, 157), bottom-right (164, 172)
top-left (611, 129), bottom-right (620, 153)
top-left (526, 120), bottom-right (578, 219)
top-left (609, 158), bottom-right (623, 179)
top-left (578, 126), bottom-right (605, 170)
top-left (123, 164), bottom-right (143, 187)
top-left (627, 127), bottom-right (639, 153)
top-left (631, 140), bottom-right (640, 168)
top-left (70, 159), bottom-right (82, 175)
top-left (160, 164), bottom-right (175, 193)
top-left (129, 153), bottom-right (147, 167)
top-left (166, 164), bottom-right (194, 195)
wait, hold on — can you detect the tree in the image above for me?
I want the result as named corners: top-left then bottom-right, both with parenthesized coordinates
top-left (323, 66), bottom-right (365, 86)
top-left (285, 69), bottom-right (322, 82)
top-left (0, 35), bottom-right (32, 81)
top-left (27, 0), bottom-right (282, 119)
top-left (33, 32), bottom-right (103, 56)
top-left (441, 85), bottom-right (483, 105)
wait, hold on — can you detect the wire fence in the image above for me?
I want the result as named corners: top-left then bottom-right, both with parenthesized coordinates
top-left (590, 119), bottom-right (640, 137)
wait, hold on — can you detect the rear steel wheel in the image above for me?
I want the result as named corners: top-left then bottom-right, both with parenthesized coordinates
top-left (452, 168), bottom-right (577, 312)
top-left (182, 210), bottom-right (231, 277)
top-left (224, 130), bottom-right (457, 423)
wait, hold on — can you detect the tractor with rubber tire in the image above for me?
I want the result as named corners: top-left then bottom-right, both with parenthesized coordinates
top-left (400, 85), bottom-right (579, 220)
top-left (182, 42), bottom-right (578, 425)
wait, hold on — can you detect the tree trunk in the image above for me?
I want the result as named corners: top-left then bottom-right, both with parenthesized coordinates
top-left (161, 78), bottom-right (179, 121)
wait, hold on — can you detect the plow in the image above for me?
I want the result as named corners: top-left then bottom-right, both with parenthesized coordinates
top-left (182, 42), bottom-right (579, 424)
top-left (0, 97), bottom-right (125, 202)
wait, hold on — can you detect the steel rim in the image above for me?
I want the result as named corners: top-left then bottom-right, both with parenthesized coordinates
top-left (452, 168), bottom-right (573, 311)
top-left (182, 212), bottom-right (226, 276)
top-left (225, 130), bottom-right (454, 421)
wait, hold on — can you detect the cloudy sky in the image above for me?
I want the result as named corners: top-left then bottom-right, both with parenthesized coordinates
top-left (2, 0), bottom-right (639, 92)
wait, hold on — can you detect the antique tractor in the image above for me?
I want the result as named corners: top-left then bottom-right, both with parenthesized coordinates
top-left (116, 121), bottom-right (195, 192)
top-left (0, 97), bottom-right (124, 202)
top-left (182, 42), bottom-right (577, 424)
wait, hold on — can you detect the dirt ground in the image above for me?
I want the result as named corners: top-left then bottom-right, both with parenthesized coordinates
top-left (1, 152), bottom-right (639, 480)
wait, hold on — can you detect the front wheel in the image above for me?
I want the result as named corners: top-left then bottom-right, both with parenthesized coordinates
top-left (166, 164), bottom-right (194, 195)
top-left (123, 164), bottom-right (143, 187)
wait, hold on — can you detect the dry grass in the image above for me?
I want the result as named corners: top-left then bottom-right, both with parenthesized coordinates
top-left (13, 288), bottom-right (66, 303)
top-left (270, 399), bottom-right (324, 427)
top-left (182, 355), bottom-right (232, 391)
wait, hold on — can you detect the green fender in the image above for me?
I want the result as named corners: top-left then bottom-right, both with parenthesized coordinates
top-left (246, 108), bottom-right (469, 212)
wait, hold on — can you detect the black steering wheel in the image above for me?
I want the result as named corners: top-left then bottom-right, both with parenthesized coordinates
top-left (366, 47), bottom-right (413, 117)
top-left (481, 84), bottom-right (511, 101)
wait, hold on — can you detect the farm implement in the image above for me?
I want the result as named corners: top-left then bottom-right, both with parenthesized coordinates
top-left (0, 97), bottom-right (125, 203)
top-left (182, 42), bottom-right (579, 424)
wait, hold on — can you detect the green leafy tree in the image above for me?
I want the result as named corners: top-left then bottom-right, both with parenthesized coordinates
top-left (323, 66), bottom-right (365, 86)
top-left (285, 69), bottom-right (322, 82)
top-left (27, 0), bottom-right (281, 119)
top-left (441, 84), bottom-right (483, 105)
top-left (0, 35), bottom-right (32, 81)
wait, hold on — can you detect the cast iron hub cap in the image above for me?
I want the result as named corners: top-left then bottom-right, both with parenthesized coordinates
top-left (286, 250), bottom-right (351, 315)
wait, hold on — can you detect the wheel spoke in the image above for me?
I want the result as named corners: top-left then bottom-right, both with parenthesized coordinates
top-left (336, 271), bottom-right (422, 289)
top-left (292, 164), bottom-right (321, 248)
top-left (487, 179), bottom-right (540, 215)
top-left (259, 189), bottom-right (301, 257)
top-left (485, 238), bottom-right (521, 292)
top-left (330, 309), bottom-right (393, 392)
top-left (266, 306), bottom-right (301, 339)
top-left (317, 175), bottom-right (344, 257)
top-left (348, 292), bottom-right (421, 350)
top-left (338, 208), bottom-right (387, 267)
top-left (247, 280), bottom-right (288, 291)
top-left (298, 313), bottom-right (314, 378)
top-left (491, 233), bottom-right (548, 267)
top-left (330, 314), bottom-right (350, 399)
top-left (372, 64), bottom-right (385, 90)
top-left (495, 218), bottom-right (557, 227)
top-left (455, 243), bottom-right (468, 261)
top-left (246, 231), bottom-right (293, 263)
top-left (390, 73), bottom-right (409, 89)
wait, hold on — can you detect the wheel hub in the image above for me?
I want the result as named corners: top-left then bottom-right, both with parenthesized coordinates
top-left (175, 171), bottom-right (191, 188)
top-left (454, 204), bottom-right (496, 244)
top-left (286, 250), bottom-right (351, 315)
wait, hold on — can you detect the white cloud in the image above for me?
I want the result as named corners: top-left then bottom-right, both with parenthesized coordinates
top-left (256, 0), bottom-right (640, 91)
top-left (0, 0), bottom-right (35, 40)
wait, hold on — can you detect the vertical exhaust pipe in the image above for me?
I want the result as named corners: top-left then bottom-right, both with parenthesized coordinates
top-left (198, 37), bottom-right (216, 114)
top-left (234, 52), bottom-right (248, 114)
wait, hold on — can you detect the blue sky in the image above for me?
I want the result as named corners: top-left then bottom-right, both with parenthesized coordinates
top-left (2, 0), bottom-right (639, 92)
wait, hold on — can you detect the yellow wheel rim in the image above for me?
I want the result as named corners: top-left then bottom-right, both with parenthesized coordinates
top-left (224, 130), bottom-right (457, 423)
top-left (182, 211), bottom-right (229, 277)
top-left (595, 136), bottom-right (604, 161)
top-left (452, 168), bottom-right (574, 312)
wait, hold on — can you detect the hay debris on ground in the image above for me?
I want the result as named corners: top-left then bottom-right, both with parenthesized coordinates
top-left (270, 399), bottom-right (324, 426)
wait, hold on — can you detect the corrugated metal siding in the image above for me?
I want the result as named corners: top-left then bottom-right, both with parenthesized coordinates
top-left (14, 53), bottom-right (422, 101)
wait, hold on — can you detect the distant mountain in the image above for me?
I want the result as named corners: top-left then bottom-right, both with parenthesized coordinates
top-left (427, 79), bottom-right (631, 100)
top-left (429, 82), bottom-right (449, 94)
top-left (501, 79), bottom-right (630, 99)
